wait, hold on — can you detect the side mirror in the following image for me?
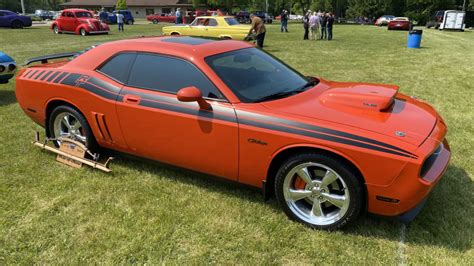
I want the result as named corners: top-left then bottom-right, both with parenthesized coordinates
top-left (177, 86), bottom-right (211, 110)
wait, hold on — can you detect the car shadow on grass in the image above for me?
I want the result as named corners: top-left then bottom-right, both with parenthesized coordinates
top-left (111, 153), bottom-right (471, 252)
top-left (0, 89), bottom-right (17, 106)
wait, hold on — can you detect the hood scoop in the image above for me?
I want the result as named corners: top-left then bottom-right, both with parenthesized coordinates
top-left (319, 83), bottom-right (399, 111)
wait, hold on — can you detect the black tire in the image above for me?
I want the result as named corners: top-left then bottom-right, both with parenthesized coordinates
top-left (171, 32), bottom-right (180, 36)
top-left (152, 19), bottom-right (158, 24)
top-left (53, 25), bottom-right (59, 34)
top-left (127, 20), bottom-right (134, 25)
top-left (11, 20), bottom-right (23, 29)
top-left (275, 153), bottom-right (364, 230)
top-left (48, 105), bottom-right (98, 152)
top-left (80, 28), bottom-right (87, 36)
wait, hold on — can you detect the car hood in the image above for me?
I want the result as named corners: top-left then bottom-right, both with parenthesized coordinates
top-left (260, 79), bottom-right (437, 147)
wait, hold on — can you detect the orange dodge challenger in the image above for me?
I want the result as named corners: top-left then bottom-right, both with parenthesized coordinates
top-left (15, 37), bottom-right (450, 230)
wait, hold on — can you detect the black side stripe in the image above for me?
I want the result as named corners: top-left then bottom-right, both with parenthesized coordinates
top-left (237, 110), bottom-right (418, 158)
top-left (40, 71), bottom-right (54, 81)
top-left (55, 73), bottom-right (416, 159)
top-left (47, 71), bottom-right (60, 82)
top-left (33, 70), bottom-right (46, 80)
top-left (239, 118), bottom-right (416, 158)
top-left (26, 70), bottom-right (38, 79)
top-left (54, 72), bottom-right (69, 83)
top-left (140, 98), bottom-right (238, 123)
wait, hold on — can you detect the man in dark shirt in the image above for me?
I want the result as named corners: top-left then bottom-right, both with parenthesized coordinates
top-left (280, 10), bottom-right (288, 32)
top-left (320, 13), bottom-right (328, 39)
top-left (249, 14), bottom-right (266, 48)
top-left (303, 10), bottom-right (310, 40)
top-left (327, 13), bottom-right (335, 40)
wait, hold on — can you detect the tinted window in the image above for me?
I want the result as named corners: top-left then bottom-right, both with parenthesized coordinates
top-left (98, 53), bottom-right (136, 83)
top-left (206, 48), bottom-right (310, 103)
top-left (127, 53), bottom-right (223, 99)
top-left (76, 12), bottom-right (92, 18)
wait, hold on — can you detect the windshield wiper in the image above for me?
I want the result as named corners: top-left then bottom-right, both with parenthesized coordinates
top-left (254, 90), bottom-right (300, 103)
top-left (255, 78), bottom-right (318, 103)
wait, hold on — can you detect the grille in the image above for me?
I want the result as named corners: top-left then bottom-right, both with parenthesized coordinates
top-left (420, 142), bottom-right (443, 178)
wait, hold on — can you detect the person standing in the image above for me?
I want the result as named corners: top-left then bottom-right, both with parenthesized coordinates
top-left (309, 12), bottom-right (320, 40)
top-left (280, 10), bottom-right (288, 32)
top-left (116, 12), bottom-right (124, 32)
top-left (303, 10), bottom-right (310, 40)
top-left (175, 8), bottom-right (182, 24)
top-left (249, 14), bottom-right (266, 48)
top-left (99, 8), bottom-right (108, 23)
top-left (320, 12), bottom-right (327, 39)
top-left (327, 13), bottom-right (335, 40)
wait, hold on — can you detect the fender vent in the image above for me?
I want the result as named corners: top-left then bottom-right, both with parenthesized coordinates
top-left (93, 112), bottom-right (113, 143)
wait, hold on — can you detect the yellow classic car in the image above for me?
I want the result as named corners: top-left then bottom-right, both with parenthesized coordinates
top-left (162, 16), bottom-right (251, 40)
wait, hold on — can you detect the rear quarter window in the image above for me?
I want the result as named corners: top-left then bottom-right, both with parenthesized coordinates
top-left (97, 52), bottom-right (137, 84)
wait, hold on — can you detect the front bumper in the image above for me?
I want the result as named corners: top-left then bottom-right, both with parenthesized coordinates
top-left (367, 119), bottom-right (451, 217)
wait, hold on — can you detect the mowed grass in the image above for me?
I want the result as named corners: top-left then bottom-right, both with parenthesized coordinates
top-left (0, 23), bottom-right (473, 264)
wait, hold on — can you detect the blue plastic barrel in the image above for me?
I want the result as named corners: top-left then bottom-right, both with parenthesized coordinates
top-left (407, 30), bottom-right (423, 49)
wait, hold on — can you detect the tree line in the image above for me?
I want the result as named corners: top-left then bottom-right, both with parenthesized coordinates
top-left (1, 0), bottom-right (472, 24)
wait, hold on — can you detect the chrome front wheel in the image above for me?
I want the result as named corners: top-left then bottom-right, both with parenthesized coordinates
top-left (275, 153), bottom-right (363, 230)
top-left (283, 163), bottom-right (350, 226)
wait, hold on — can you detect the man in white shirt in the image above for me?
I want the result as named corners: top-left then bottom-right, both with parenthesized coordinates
top-left (117, 12), bottom-right (124, 32)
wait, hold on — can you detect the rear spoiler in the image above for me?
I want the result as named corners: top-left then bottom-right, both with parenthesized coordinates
top-left (24, 52), bottom-right (77, 66)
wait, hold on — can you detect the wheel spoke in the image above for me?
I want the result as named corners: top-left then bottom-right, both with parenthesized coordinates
top-left (74, 134), bottom-right (87, 143)
top-left (311, 199), bottom-right (324, 217)
top-left (296, 167), bottom-right (313, 185)
top-left (62, 116), bottom-right (72, 130)
top-left (288, 189), bottom-right (312, 201)
top-left (70, 119), bottom-right (80, 131)
top-left (322, 193), bottom-right (346, 208)
top-left (321, 170), bottom-right (338, 187)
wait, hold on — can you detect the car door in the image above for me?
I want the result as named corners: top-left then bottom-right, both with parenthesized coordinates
top-left (0, 12), bottom-right (6, 27)
top-left (62, 11), bottom-right (75, 31)
top-left (115, 52), bottom-right (239, 180)
top-left (203, 18), bottom-right (219, 37)
top-left (189, 18), bottom-right (207, 36)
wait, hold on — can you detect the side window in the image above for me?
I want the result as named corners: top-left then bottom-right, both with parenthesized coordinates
top-left (127, 53), bottom-right (223, 99)
top-left (208, 19), bottom-right (217, 26)
top-left (67, 12), bottom-right (74, 18)
top-left (97, 53), bottom-right (136, 84)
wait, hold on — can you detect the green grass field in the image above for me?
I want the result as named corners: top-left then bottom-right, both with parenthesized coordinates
top-left (0, 23), bottom-right (473, 264)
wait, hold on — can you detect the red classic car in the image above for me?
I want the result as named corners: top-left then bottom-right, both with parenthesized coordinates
top-left (388, 17), bottom-right (412, 30)
top-left (146, 13), bottom-right (182, 24)
top-left (51, 9), bottom-right (110, 36)
top-left (15, 37), bottom-right (450, 230)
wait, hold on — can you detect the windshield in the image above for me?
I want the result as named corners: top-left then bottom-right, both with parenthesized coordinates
top-left (76, 12), bottom-right (92, 18)
top-left (224, 17), bottom-right (240, 25)
top-left (206, 48), bottom-right (315, 103)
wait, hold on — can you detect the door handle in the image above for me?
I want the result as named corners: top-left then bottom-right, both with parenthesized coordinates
top-left (123, 94), bottom-right (141, 104)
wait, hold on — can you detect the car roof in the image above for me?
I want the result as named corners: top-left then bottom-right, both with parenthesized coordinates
top-left (195, 16), bottom-right (233, 19)
top-left (394, 17), bottom-right (409, 20)
top-left (70, 36), bottom-right (253, 69)
top-left (63, 9), bottom-right (90, 12)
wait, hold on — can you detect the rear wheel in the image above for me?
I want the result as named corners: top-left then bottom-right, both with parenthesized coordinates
top-left (152, 19), bottom-right (158, 24)
top-left (48, 105), bottom-right (97, 151)
top-left (171, 32), bottom-right (180, 36)
top-left (80, 28), bottom-right (87, 36)
top-left (11, 20), bottom-right (23, 29)
top-left (275, 153), bottom-right (364, 230)
top-left (127, 20), bottom-right (133, 25)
